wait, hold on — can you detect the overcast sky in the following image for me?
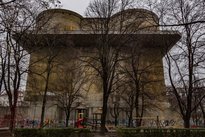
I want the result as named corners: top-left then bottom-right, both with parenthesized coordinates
top-left (60, 0), bottom-right (91, 16)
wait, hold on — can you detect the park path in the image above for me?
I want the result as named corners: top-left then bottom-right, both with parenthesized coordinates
top-left (0, 128), bottom-right (11, 137)
top-left (92, 132), bottom-right (118, 137)
top-left (0, 129), bottom-right (118, 137)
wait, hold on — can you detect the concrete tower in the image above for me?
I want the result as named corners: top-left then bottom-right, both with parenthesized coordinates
top-left (20, 9), bottom-right (180, 126)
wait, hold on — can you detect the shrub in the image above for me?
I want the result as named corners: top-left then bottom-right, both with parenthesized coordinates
top-left (117, 128), bottom-right (205, 137)
top-left (117, 128), bottom-right (141, 137)
top-left (14, 128), bottom-right (92, 137)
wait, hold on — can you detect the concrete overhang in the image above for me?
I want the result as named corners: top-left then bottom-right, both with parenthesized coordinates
top-left (16, 30), bottom-right (181, 54)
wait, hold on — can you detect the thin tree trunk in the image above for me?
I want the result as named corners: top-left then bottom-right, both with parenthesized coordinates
top-left (114, 116), bottom-right (118, 126)
top-left (135, 90), bottom-right (140, 127)
top-left (65, 112), bottom-right (70, 127)
top-left (128, 111), bottom-right (133, 127)
top-left (200, 103), bottom-right (205, 127)
top-left (101, 93), bottom-right (109, 132)
top-left (40, 92), bottom-right (47, 128)
top-left (9, 89), bottom-right (18, 132)
top-left (10, 105), bottom-right (16, 132)
top-left (40, 68), bottom-right (51, 128)
top-left (114, 104), bottom-right (119, 127)
top-left (127, 104), bottom-right (134, 128)
top-left (138, 93), bottom-right (145, 127)
top-left (183, 116), bottom-right (191, 128)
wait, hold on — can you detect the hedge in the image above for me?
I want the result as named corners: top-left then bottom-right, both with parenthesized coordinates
top-left (117, 128), bottom-right (205, 137)
top-left (14, 128), bottom-right (92, 137)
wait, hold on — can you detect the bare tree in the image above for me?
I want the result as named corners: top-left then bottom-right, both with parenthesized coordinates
top-left (83, 0), bottom-right (163, 131)
top-left (0, 0), bottom-right (59, 131)
top-left (39, 47), bottom-right (58, 128)
top-left (0, 43), bottom-right (6, 95)
top-left (0, 0), bottom-right (15, 6)
top-left (54, 60), bottom-right (88, 127)
top-left (27, 36), bottom-right (64, 128)
top-left (109, 91), bottom-right (123, 126)
top-left (160, 0), bottom-right (205, 128)
top-left (120, 55), bottom-right (159, 127)
top-left (83, 0), bottom-right (138, 131)
top-left (199, 99), bottom-right (205, 127)
top-left (120, 82), bottom-right (135, 127)
top-left (0, 1), bottom-right (38, 131)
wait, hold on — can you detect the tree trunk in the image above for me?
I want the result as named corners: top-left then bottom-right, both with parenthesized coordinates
top-left (135, 91), bottom-right (140, 127)
top-left (203, 118), bottom-right (205, 128)
top-left (183, 116), bottom-right (191, 128)
top-left (202, 115), bottom-right (205, 128)
top-left (65, 112), bottom-right (70, 127)
top-left (40, 95), bottom-right (47, 128)
top-left (128, 111), bottom-right (133, 127)
top-left (40, 68), bottom-right (51, 128)
top-left (101, 93), bottom-right (109, 132)
top-left (138, 93), bottom-right (145, 127)
top-left (9, 105), bottom-right (16, 132)
top-left (114, 116), bottom-right (118, 126)
top-left (9, 90), bottom-right (18, 132)
top-left (200, 103), bottom-right (205, 127)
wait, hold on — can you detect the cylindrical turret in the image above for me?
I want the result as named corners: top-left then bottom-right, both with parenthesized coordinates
top-left (111, 8), bottom-right (159, 31)
top-left (36, 9), bottom-right (82, 33)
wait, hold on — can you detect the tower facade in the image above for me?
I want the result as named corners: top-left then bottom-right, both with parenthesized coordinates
top-left (21, 9), bottom-right (180, 127)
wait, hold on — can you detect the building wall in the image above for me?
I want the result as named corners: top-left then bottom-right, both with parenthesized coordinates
top-left (22, 9), bottom-right (180, 127)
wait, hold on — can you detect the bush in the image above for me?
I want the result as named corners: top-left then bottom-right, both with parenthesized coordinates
top-left (14, 128), bottom-right (92, 137)
top-left (117, 128), bottom-right (205, 137)
top-left (117, 128), bottom-right (141, 137)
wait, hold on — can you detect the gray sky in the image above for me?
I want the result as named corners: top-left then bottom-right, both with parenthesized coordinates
top-left (60, 0), bottom-right (91, 16)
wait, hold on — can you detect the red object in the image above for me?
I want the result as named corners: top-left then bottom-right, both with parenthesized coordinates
top-left (75, 118), bottom-right (85, 128)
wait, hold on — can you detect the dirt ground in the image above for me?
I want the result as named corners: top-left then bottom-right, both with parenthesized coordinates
top-left (0, 129), bottom-right (118, 137)
top-left (0, 129), bottom-right (11, 137)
